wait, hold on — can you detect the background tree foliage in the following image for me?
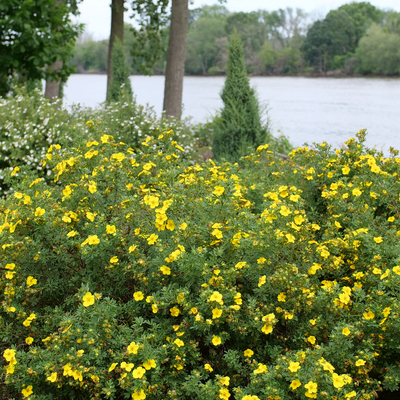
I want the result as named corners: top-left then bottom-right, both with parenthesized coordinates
top-left (0, 0), bottom-right (82, 96)
top-left (68, 1), bottom-right (399, 77)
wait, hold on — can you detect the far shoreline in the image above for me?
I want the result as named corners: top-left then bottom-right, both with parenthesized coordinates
top-left (72, 71), bottom-right (400, 79)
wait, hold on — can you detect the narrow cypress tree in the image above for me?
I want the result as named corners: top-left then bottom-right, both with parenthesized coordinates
top-left (107, 38), bottom-right (133, 102)
top-left (212, 30), bottom-right (267, 162)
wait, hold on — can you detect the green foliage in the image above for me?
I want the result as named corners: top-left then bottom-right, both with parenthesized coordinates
top-left (212, 32), bottom-right (268, 162)
top-left (355, 24), bottom-right (400, 75)
top-left (338, 1), bottom-right (383, 45)
top-left (107, 38), bottom-right (133, 103)
top-left (3, 125), bottom-right (400, 399)
top-left (186, 5), bottom-right (230, 74)
top-left (301, 10), bottom-right (356, 72)
top-left (69, 36), bottom-right (109, 73)
top-left (0, 0), bottom-right (82, 97)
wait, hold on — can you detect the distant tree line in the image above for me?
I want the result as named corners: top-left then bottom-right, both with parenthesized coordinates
top-left (70, 2), bottom-right (400, 76)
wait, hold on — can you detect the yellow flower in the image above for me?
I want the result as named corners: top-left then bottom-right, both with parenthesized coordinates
top-left (82, 292), bottom-right (95, 307)
top-left (109, 362), bottom-right (118, 372)
top-left (144, 195), bottom-right (159, 208)
top-left (286, 234), bottom-right (295, 243)
top-left (88, 181), bottom-right (97, 193)
top-left (21, 385), bottom-right (33, 398)
top-left (127, 341), bottom-right (139, 354)
top-left (235, 261), bottom-right (247, 269)
top-left (258, 275), bottom-right (266, 287)
top-left (280, 206), bottom-right (291, 216)
top-left (180, 222), bottom-right (188, 230)
top-left (132, 388), bottom-right (146, 400)
top-left (355, 359), bottom-right (366, 366)
top-left (166, 220), bottom-right (176, 231)
top-left (212, 336), bottom-right (222, 346)
top-left (244, 349), bottom-right (254, 357)
top-left (47, 372), bottom-right (57, 382)
top-left (159, 265), bottom-right (171, 275)
top-left (25, 337), bottom-right (34, 345)
top-left (132, 366), bottom-right (146, 379)
top-left (3, 348), bottom-right (16, 362)
top-left (212, 308), bottom-right (223, 319)
top-left (307, 336), bottom-right (316, 345)
top-left (290, 379), bottom-right (302, 390)
top-left (277, 293), bottom-right (286, 302)
top-left (393, 266), bottom-right (400, 275)
top-left (204, 363), bottom-right (213, 372)
top-left (22, 313), bottom-right (36, 327)
top-left (345, 391), bottom-right (357, 398)
top-left (242, 396), bottom-right (260, 400)
top-left (363, 311), bottom-right (375, 320)
top-left (288, 361), bottom-right (301, 372)
top-left (34, 207), bottom-right (45, 217)
top-left (253, 363), bottom-right (268, 374)
top-left (111, 153), bottom-right (125, 162)
top-left (209, 291), bottom-right (223, 303)
top-left (110, 256), bottom-right (119, 264)
top-left (212, 229), bottom-right (223, 239)
top-left (174, 339), bottom-right (184, 347)
top-left (304, 381), bottom-right (317, 393)
top-left (352, 188), bottom-right (362, 196)
top-left (129, 244), bottom-right (137, 253)
top-left (67, 230), bottom-right (78, 237)
top-left (81, 235), bottom-right (100, 246)
top-left (374, 237), bottom-right (383, 243)
top-left (332, 373), bottom-right (346, 388)
top-left (147, 234), bottom-right (158, 245)
top-left (134, 291), bottom-right (144, 301)
top-left (219, 388), bottom-right (230, 400)
top-left (142, 359), bottom-right (156, 370)
top-left (106, 225), bottom-right (116, 234)
top-left (26, 276), bottom-right (37, 287)
top-left (342, 327), bottom-right (351, 336)
top-left (262, 324), bottom-right (273, 334)
top-left (152, 304), bottom-right (158, 313)
top-left (11, 166), bottom-right (19, 176)
top-left (213, 186), bottom-right (225, 196)
top-left (170, 306), bottom-right (180, 317)
top-left (342, 166), bottom-right (350, 175)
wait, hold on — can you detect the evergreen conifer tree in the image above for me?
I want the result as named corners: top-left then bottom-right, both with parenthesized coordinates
top-left (107, 38), bottom-right (133, 102)
top-left (212, 30), bottom-right (267, 162)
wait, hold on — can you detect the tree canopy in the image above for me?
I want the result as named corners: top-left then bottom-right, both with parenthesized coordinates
top-left (0, 0), bottom-right (82, 96)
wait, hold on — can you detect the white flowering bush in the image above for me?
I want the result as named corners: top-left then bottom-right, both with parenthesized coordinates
top-left (2, 128), bottom-right (400, 400)
top-left (0, 87), bottom-right (211, 197)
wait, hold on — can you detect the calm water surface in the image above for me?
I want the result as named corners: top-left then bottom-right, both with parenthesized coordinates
top-left (64, 74), bottom-right (400, 151)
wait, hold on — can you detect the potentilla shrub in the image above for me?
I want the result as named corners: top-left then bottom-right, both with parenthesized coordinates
top-left (2, 129), bottom-right (400, 400)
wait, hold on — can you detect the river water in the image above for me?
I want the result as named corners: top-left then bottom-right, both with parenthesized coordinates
top-left (64, 74), bottom-right (400, 152)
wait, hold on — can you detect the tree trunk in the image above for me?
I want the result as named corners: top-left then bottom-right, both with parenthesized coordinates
top-left (45, 60), bottom-right (63, 101)
top-left (44, 0), bottom-right (63, 102)
top-left (107, 0), bottom-right (125, 101)
top-left (162, 0), bottom-right (189, 118)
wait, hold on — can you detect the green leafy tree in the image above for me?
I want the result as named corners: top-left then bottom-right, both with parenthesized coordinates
top-left (301, 10), bottom-right (355, 72)
top-left (0, 0), bottom-right (81, 97)
top-left (355, 24), bottom-right (400, 75)
top-left (107, 38), bottom-right (133, 102)
top-left (185, 5), bottom-right (230, 74)
top-left (338, 1), bottom-right (383, 46)
top-left (212, 31), bottom-right (267, 162)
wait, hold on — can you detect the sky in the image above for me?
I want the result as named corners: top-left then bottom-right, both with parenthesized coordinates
top-left (74, 0), bottom-right (400, 40)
